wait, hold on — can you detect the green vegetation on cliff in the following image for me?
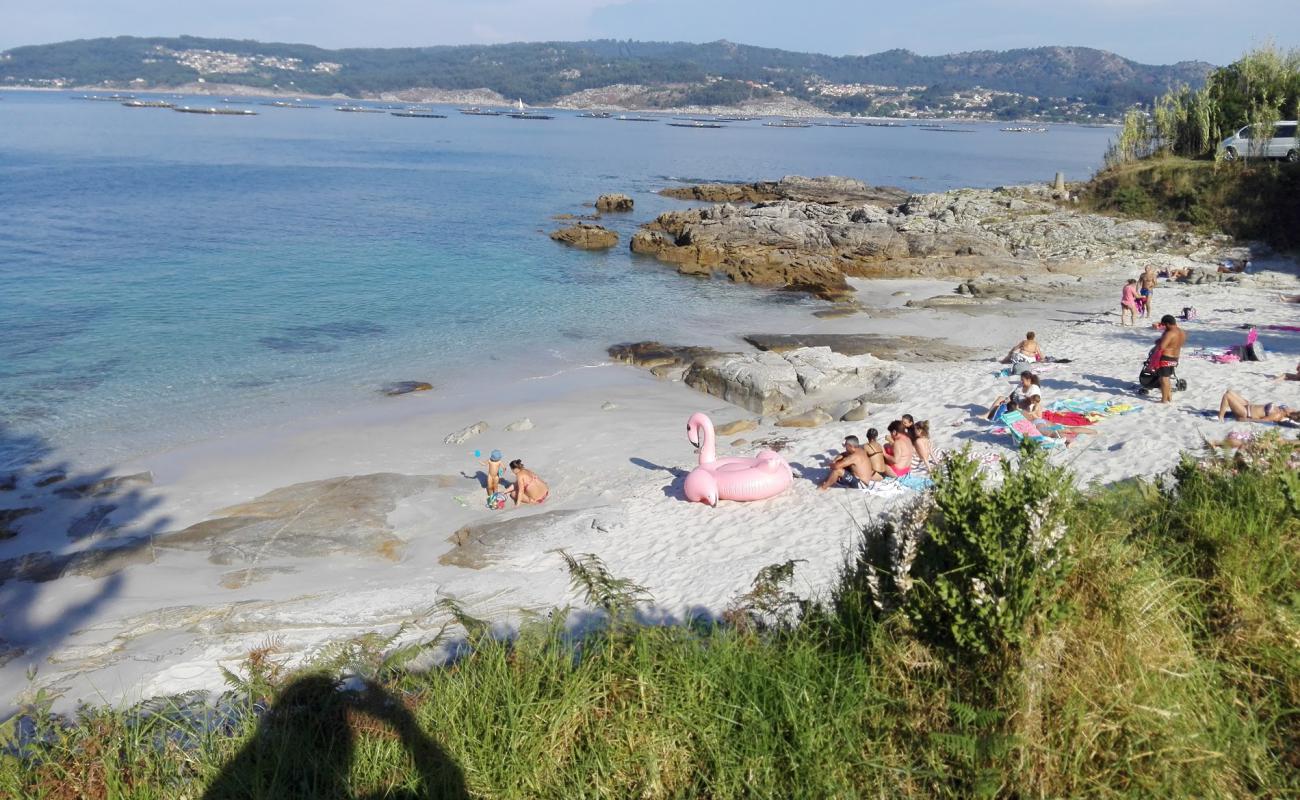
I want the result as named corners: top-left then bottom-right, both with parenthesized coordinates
top-left (4, 438), bottom-right (1298, 798)
top-left (1084, 156), bottom-right (1300, 250)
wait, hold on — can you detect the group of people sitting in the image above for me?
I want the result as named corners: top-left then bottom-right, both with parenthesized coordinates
top-left (817, 415), bottom-right (938, 490)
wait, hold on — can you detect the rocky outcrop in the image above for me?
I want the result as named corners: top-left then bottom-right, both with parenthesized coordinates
top-left (595, 193), bottom-right (634, 212)
top-left (550, 223), bottom-right (619, 250)
top-left (380, 381), bottom-right (433, 396)
top-left (611, 341), bottom-right (905, 415)
top-left (156, 473), bottom-right (435, 565)
top-left (634, 180), bottom-right (1224, 297)
top-left (661, 175), bottom-right (908, 207)
top-left (743, 333), bottom-right (978, 362)
top-left (445, 421), bottom-right (488, 445)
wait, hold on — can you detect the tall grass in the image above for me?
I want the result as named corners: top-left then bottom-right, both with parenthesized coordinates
top-left (2, 440), bottom-right (1298, 798)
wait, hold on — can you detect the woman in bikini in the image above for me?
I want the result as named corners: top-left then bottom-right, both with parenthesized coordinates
top-left (505, 459), bottom-right (550, 506)
top-left (1217, 390), bottom-right (1300, 424)
top-left (882, 420), bottom-right (914, 477)
top-left (910, 420), bottom-right (939, 468)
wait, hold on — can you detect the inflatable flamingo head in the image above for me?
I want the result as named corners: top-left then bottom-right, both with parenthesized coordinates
top-left (683, 467), bottom-right (719, 506)
top-left (685, 412), bottom-right (711, 448)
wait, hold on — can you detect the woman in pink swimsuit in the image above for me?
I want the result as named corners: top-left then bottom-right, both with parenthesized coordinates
top-left (506, 459), bottom-right (550, 506)
top-left (1120, 279), bottom-right (1139, 326)
top-left (882, 420), bottom-right (913, 477)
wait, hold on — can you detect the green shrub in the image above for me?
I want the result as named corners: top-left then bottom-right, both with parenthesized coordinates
top-left (906, 447), bottom-right (1075, 664)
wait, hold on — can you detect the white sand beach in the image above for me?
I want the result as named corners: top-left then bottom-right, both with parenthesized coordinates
top-left (2, 256), bottom-right (1298, 714)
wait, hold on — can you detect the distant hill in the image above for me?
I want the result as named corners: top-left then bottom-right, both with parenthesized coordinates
top-left (0, 36), bottom-right (1213, 117)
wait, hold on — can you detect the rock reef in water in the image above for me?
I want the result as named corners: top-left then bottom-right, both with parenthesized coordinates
top-left (636, 177), bottom-right (1222, 298)
top-left (550, 223), bottom-right (619, 250)
top-left (595, 193), bottom-right (634, 212)
top-left (660, 175), bottom-right (909, 206)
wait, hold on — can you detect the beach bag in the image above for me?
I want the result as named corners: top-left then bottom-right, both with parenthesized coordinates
top-left (486, 492), bottom-right (506, 510)
top-left (1180, 306), bottom-right (1197, 321)
top-left (1246, 340), bottom-right (1268, 361)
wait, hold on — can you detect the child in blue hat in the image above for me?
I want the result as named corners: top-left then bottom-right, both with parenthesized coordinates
top-left (483, 449), bottom-right (506, 498)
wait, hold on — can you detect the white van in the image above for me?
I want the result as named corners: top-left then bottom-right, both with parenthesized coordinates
top-left (1217, 120), bottom-right (1298, 162)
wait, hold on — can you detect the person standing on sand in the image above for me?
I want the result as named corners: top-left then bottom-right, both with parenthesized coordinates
top-left (818, 435), bottom-right (879, 490)
top-left (1139, 266), bottom-right (1158, 318)
top-left (1148, 314), bottom-right (1186, 404)
top-left (1120, 279), bottom-right (1140, 326)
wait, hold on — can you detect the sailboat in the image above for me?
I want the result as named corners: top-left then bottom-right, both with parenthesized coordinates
top-left (508, 98), bottom-right (553, 120)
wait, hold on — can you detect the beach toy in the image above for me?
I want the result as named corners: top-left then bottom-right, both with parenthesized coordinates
top-left (682, 412), bottom-right (792, 506)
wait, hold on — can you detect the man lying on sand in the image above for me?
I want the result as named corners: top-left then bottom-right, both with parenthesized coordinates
top-left (505, 459), bottom-right (549, 505)
top-left (1217, 390), bottom-right (1300, 423)
top-left (818, 435), bottom-right (879, 490)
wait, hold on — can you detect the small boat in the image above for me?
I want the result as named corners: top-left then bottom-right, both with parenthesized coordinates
top-left (335, 105), bottom-right (385, 113)
top-left (391, 109), bottom-right (447, 118)
top-left (507, 112), bottom-right (554, 120)
top-left (122, 100), bottom-right (174, 109)
top-left (459, 107), bottom-right (501, 116)
top-left (668, 121), bottom-right (724, 129)
top-left (1001, 126), bottom-right (1048, 133)
top-left (577, 111), bottom-right (612, 118)
top-left (173, 106), bottom-right (258, 116)
top-left (763, 120), bottom-right (811, 128)
top-left (615, 115), bottom-right (658, 122)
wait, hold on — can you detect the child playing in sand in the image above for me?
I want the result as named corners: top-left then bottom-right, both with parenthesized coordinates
top-left (1120, 279), bottom-right (1139, 326)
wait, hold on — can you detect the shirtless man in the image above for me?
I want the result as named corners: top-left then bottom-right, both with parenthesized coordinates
top-left (1148, 314), bottom-right (1186, 404)
top-left (1139, 266), bottom-right (1158, 318)
top-left (882, 421), bottom-right (915, 478)
top-left (818, 435), bottom-right (879, 490)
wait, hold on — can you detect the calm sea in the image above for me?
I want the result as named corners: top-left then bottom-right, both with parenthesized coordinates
top-left (0, 92), bottom-right (1114, 470)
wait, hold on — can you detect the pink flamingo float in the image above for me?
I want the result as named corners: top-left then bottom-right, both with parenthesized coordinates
top-left (683, 412), bottom-right (792, 506)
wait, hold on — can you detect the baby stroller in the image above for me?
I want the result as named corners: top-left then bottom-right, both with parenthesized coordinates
top-left (1136, 346), bottom-right (1187, 395)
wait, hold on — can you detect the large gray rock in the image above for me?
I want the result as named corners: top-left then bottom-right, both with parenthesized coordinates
top-left (445, 421), bottom-right (489, 445)
top-left (744, 333), bottom-right (976, 362)
top-left (683, 351), bottom-right (800, 415)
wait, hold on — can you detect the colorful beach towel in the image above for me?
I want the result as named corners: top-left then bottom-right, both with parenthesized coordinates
top-left (997, 410), bottom-right (1067, 449)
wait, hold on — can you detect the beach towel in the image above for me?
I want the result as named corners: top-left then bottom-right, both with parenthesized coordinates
top-left (1042, 410), bottom-right (1092, 427)
top-left (1264, 324), bottom-right (1300, 333)
top-left (997, 410), bottom-right (1067, 449)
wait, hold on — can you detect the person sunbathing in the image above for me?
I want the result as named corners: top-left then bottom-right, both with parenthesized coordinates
top-left (882, 421), bottom-right (915, 477)
top-left (1019, 398), bottom-right (1098, 439)
top-left (1000, 331), bottom-right (1043, 364)
top-left (986, 372), bottom-right (1041, 420)
top-left (910, 420), bottom-right (938, 468)
top-left (1272, 362), bottom-right (1300, 382)
top-left (1217, 390), bottom-right (1300, 423)
top-left (818, 435), bottom-right (880, 490)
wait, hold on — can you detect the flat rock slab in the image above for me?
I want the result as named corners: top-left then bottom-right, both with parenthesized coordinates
top-left (550, 223), bottom-right (618, 250)
top-left (157, 473), bottom-right (436, 565)
top-left (745, 334), bottom-right (977, 362)
top-left (445, 421), bottom-right (489, 445)
top-left (442, 508), bottom-right (623, 570)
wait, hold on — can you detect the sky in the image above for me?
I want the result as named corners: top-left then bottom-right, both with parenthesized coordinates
top-left (1, 0), bottom-right (1296, 65)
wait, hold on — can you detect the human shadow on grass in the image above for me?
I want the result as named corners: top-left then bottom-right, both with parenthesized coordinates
top-left (0, 421), bottom-right (172, 712)
top-left (202, 673), bottom-right (468, 800)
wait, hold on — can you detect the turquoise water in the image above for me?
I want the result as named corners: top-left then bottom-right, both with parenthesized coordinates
top-left (0, 92), bottom-right (1114, 469)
